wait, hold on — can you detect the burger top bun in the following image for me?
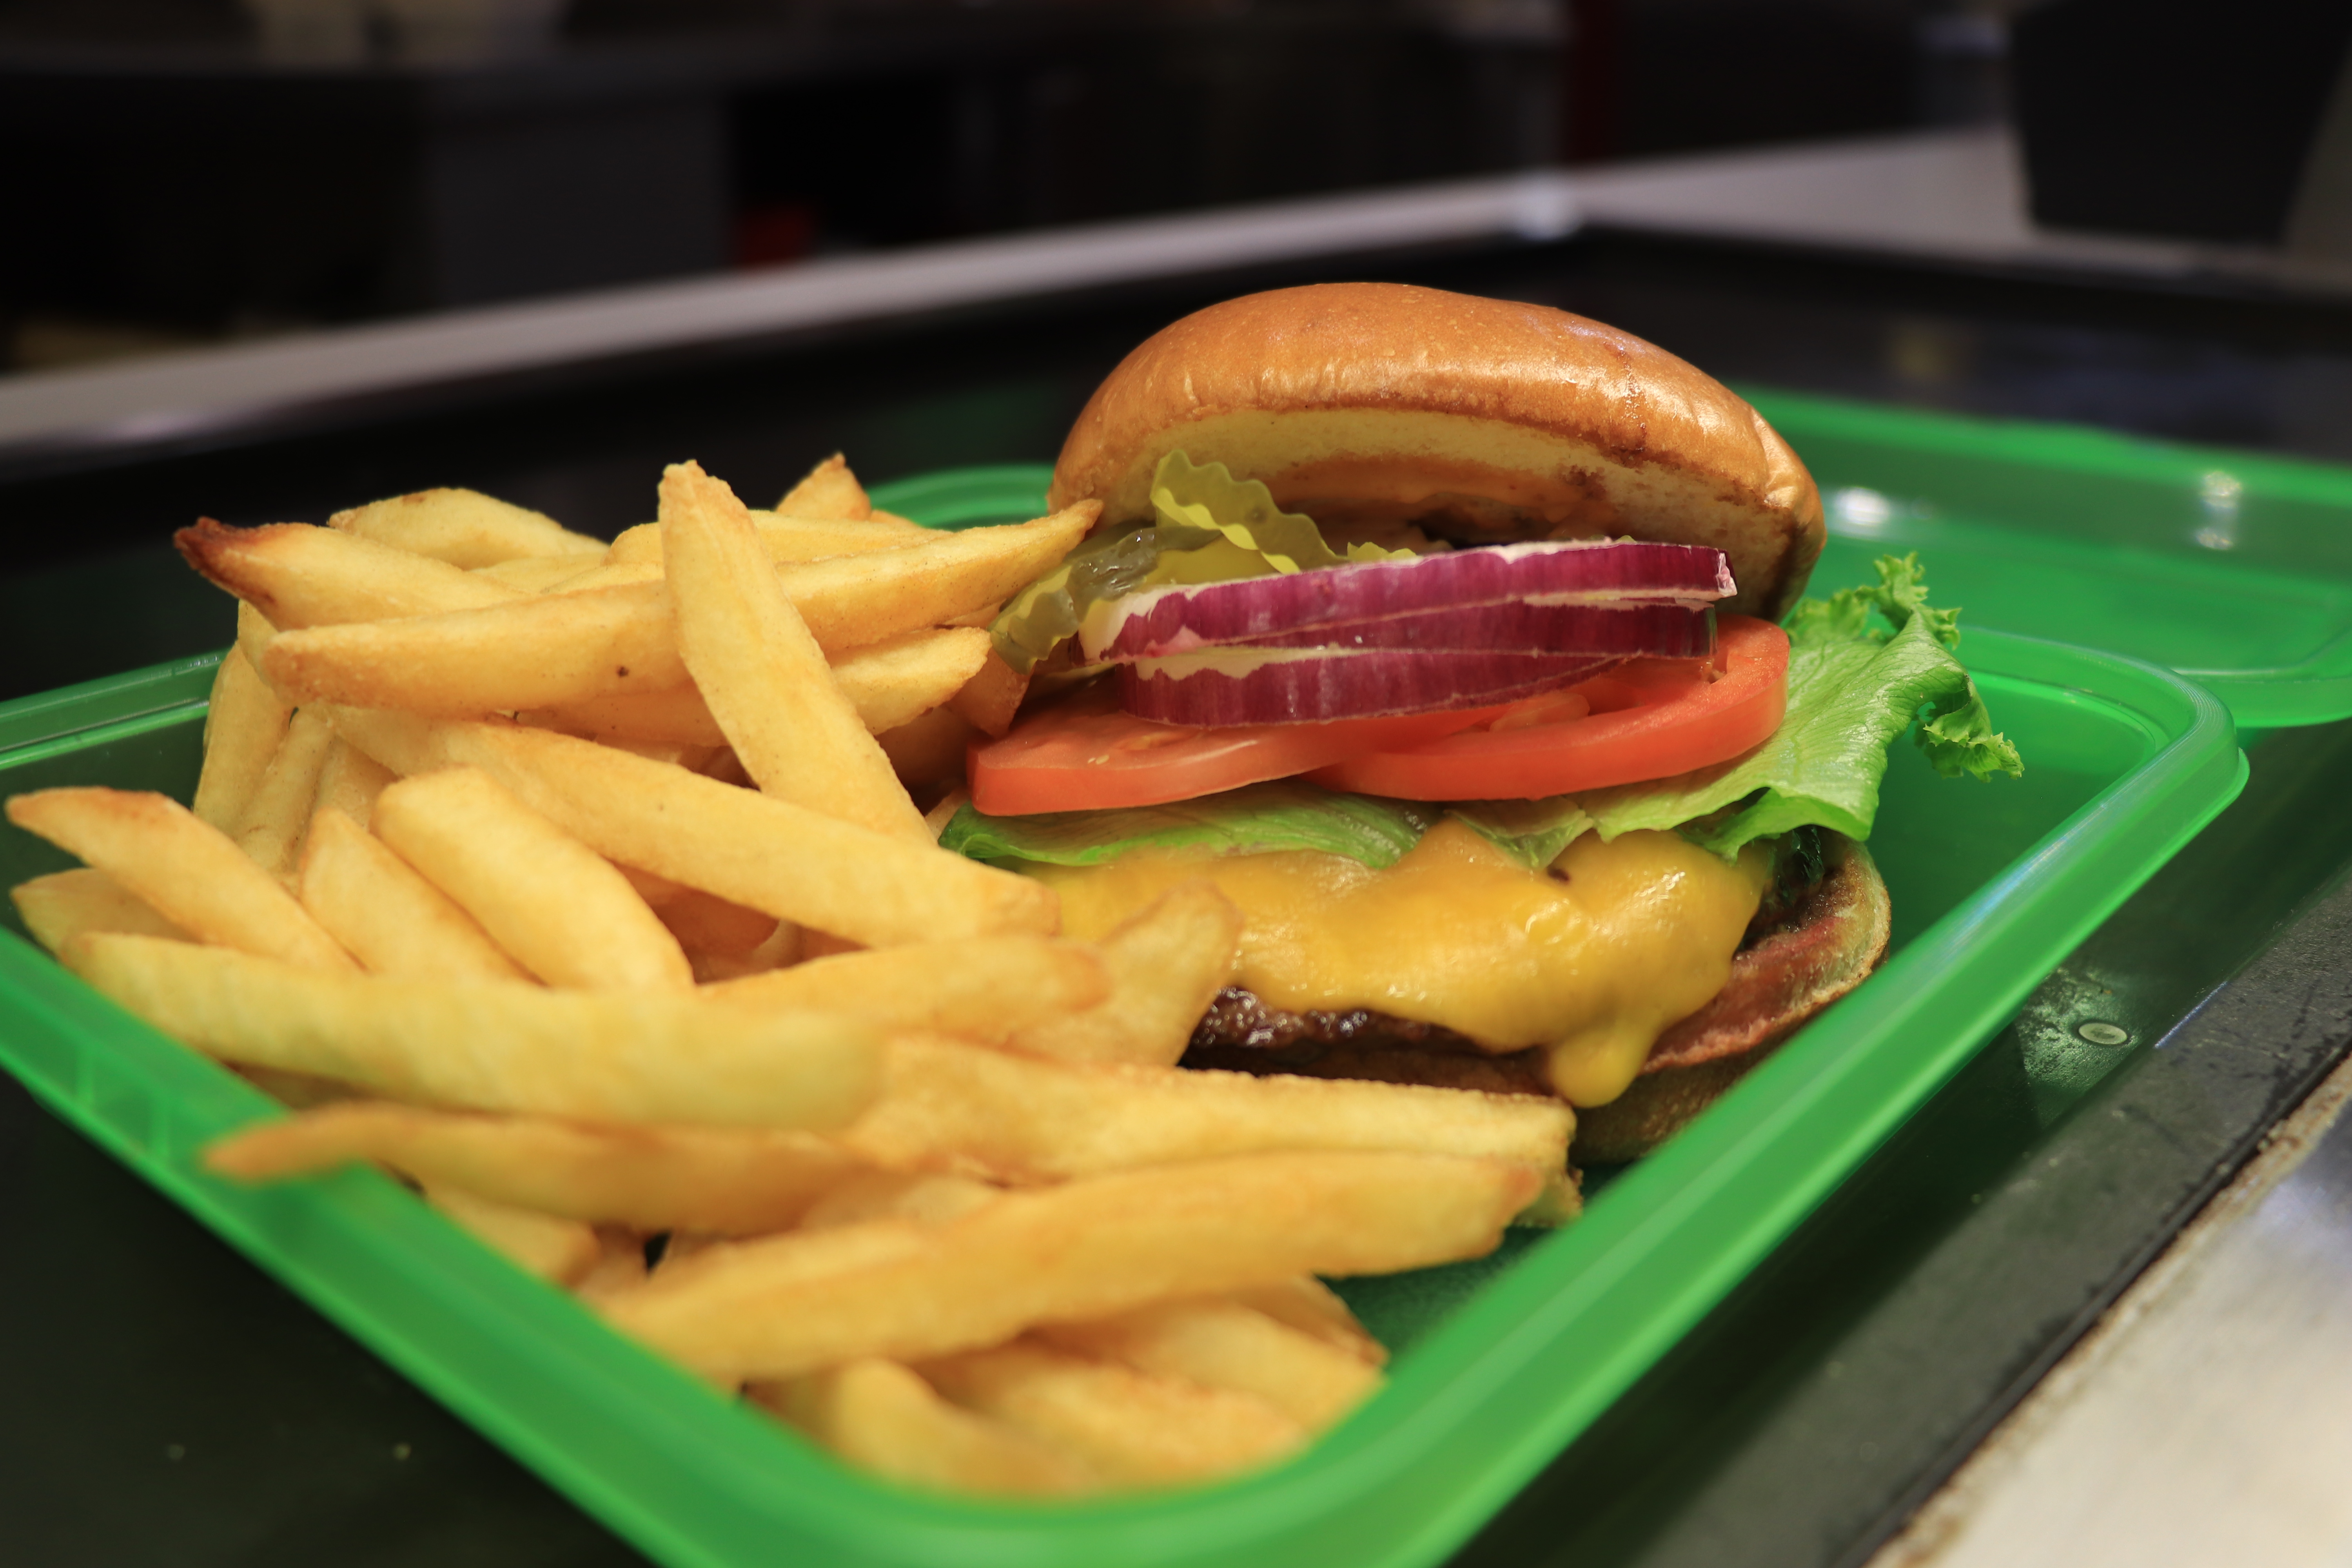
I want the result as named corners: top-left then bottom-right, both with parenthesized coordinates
top-left (1049, 283), bottom-right (1826, 622)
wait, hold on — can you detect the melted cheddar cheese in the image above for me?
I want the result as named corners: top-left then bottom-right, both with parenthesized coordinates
top-left (1033, 822), bottom-right (1769, 1107)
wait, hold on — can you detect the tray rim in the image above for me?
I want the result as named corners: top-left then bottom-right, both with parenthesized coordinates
top-left (0, 610), bottom-right (2242, 1568)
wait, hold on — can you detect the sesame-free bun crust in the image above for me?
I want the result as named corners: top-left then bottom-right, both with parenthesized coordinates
top-left (1050, 283), bottom-right (1826, 620)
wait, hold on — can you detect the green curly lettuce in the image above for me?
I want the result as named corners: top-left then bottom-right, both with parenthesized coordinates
top-left (941, 784), bottom-right (1595, 874)
top-left (1582, 553), bottom-right (2022, 855)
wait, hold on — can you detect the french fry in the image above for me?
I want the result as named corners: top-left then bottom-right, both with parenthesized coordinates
top-left (798, 1171), bottom-right (1004, 1230)
top-left (650, 884), bottom-right (780, 969)
top-left (1227, 1278), bottom-right (1386, 1366)
top-left (298, 808), bottom-right (531, 983)
top-left (327, 488), bottom-right (603, 568)
top-left (838, 1034), bottom-right (1574, 1183)
top-left (833, 629), bottom-right (991, 735)
top-left (372, 767), bottom-right (693, 993)
top-left (11, 868), bottom-right (189, 954)
top-left (176, 519), bottom-right (525, 627)
top-left (779, 452), bottom-right (872, 518)
top-left (947, 652), bottom-right (1028, 739)
top-left (1034, 1298), bottom-right (1382, 1432)
top-left (595, 1151), bottom-right (1539, 1380)
top-left (757, 1359), bottom-right (1093, 1498)
top-left (67, 933), bottom-right (881, 1129)
top-left (916, 1340), bottom-right (1304, 1486)
top-left (473, 554), bottom-right (611, 592)
top-left (521, 686), bottom-right (726, 748)
top-left (205, 1100), bottom-right (870, 1234)
top-left (423, 1181), bottom-right (603, 1285)
top-left (236, 602), bottom-right (279, 688)
top-left (192, 649), bottom-right (292, 831)
top-left (924, 789), bottom-right (971, 840)
top-left (522, 629), bottom-right (993, 748)
top-left (575, 1229), bottom-right (652, 1299)
top-left (266, 584), bottom-right (687, 715)
top-left (234, 706), bottom-right (337, 880)
top-left (261, 506), bottom-right (1097, 715)
top-left (662, 461), bottom-right (928, 844)
top-left (325, 710), bottom-right (1058, 947)
top-left (880, 708), bottom-right (984, 808)
top-left (308, 738), bottom-right (397, 832)
top-left (704, 936), bottom-right (1108, 1042)
top-left (235, 1064), bottom-right (358, 1111)
top-left (1006, 881), bottom-right (1242, 1066)
top-left (607, 512), bottom-right (929, 567)
top-left (7, 789), bottom-right (354, 972)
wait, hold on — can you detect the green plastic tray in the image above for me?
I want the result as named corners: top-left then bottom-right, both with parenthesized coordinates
top-left (1743, 388), bottom-right (2352, 728)
top-left (0, 469), bottom-right (2244, 1568)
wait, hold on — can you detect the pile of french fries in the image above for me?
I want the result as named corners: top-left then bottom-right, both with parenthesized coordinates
top-left (4, 456), bottom-right (1577, 1498)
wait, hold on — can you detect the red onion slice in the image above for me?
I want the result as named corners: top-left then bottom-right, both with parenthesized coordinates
top-left (1118, 648), bottom-right (1624, 726)
top-left (1083, 538), bottom-right (1734, 662)
top-left (1108, 600), bottom-right (1716, 659)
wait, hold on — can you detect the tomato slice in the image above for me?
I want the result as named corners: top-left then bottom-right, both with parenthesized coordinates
top-left (969, 683), bottom-right (1505, 815)
top-left (1308, 615), bottom-right (1790, 800)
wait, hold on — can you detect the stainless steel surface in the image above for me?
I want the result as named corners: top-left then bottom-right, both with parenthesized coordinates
top-left (20, 125), bottom-right (2352, 469)
top-left (0, 170), bottom-right (1579, 461)
top-left (1877, 1033), bottom-right (2352, 1568)
top-left (1571, 127), bottom-right (2352, 293)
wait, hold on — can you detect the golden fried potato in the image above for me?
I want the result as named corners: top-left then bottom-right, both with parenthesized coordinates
top-left (67, 933), bottom-right (879, 1129)
top-left (662, 461), bottom-right (927, 844)
top-left (756, 1359), bottom-right (1094, 1498)
top-left (192, 649), bottom-right (291, 832)
top-left (838, 1034), bottom-right (1574, 1183)
top-left (1006, 880), bottom-right (1242, 1066)
top-left (607, 511), bottom-right (929, 567)
top-left (326, 709), bottom-right (1058, 948)
top-left (917, 1339), bottom-right (1304, 1487)
top-left (595, 1151), bottom-right (1538, 1380)
top-left (234, 706), bottom-right (337, 879)
top-left (779, 452), bottom-right (873, 519)
top-left (308, 738), bottom-right (396, 833)
top-left (298, 808), bottom-right (531, 983)
top-left (1035, 1298), bottom-right (1381, 1432)
top-left (176, 519), bottom-right (525, 627)
top-left (260, 506), bottom-right (1096, 715)
top-left (372, 767), bottom-right (691, 993)
top-left (328, 488), bottom-right (603, 568)
top-left (11, 867), bottom-right (188, 954)
top-left (8, 788), bottom-right (354, 972)
top-left (702, 935), bottom-right (1107, 1042)
top-left (206, 1099), bottom-right (869, 1234)
top-left (423, 1181), bottom-right (603, 1285)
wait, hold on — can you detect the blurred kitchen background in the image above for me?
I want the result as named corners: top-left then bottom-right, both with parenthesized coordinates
top-left (0, 0), bottom-right (2032, 369)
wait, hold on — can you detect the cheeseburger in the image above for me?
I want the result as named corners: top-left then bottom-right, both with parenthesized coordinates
top-left (942, 283), bottom-right (2018, 1162)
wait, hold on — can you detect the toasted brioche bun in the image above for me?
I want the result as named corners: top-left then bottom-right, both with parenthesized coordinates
top-left (1049, 283), bottom-right (1826, 621)
top-left (1179, 834), bottom-right (1890, 1168)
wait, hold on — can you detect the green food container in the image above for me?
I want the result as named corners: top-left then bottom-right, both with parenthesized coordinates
top-left (0, 460), bottom-right (2244, 1568)
top-left (1744, 388), bottom-right (2352, 729)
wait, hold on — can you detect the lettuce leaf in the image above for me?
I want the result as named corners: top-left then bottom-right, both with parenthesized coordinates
top-left (1446, 797), bottom-right (1597, 869)
top-left (1582, 553), bottom-right (2022, 855)
top-left (988, 450), bottom-right (1409, 674)
top-left (940, 782), bottom-right (1437, 869)
top-left (940, 785), bottom-right (1593, 873)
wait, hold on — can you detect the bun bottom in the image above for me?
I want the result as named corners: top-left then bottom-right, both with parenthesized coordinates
top-left (1180, 834), bottom-right (1893, 1167)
